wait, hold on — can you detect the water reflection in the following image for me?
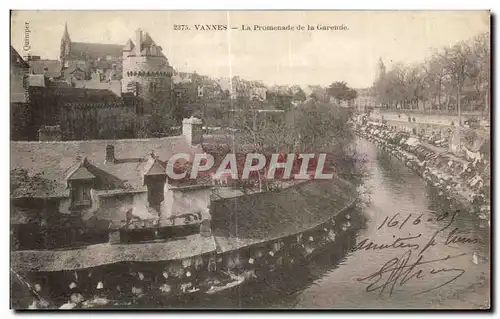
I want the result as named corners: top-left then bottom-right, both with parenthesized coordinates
top-left (282, 138), bottom-right (490, 309)
top-left (116, 138), bottom-right (490, 309)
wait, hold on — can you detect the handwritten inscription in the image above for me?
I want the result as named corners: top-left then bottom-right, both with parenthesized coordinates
top-left (354, 209), bottom-right (479, 297)
top-left (356, 249), bottom-right (466, 297)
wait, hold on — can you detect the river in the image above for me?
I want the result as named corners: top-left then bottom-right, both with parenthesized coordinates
top-left (178, 137), bottom-right (490, 309)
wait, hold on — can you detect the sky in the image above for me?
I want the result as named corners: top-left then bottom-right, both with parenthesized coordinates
top-left (11, 11), bottom-right (490, 88)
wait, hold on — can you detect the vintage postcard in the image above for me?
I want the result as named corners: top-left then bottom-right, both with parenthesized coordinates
top-left (10, 10), bottom-right (490, 309)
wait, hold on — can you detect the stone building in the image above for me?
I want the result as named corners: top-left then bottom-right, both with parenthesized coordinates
top-left (12, 26), bottom-right (179, 141)
top-left (10, 47), bottom-right (29, 104)
top-left (11, 117), bottom-right (210, 250)
top-left (122, 29), bottom-right (174, 115)
top-left (59, 23), bottom-right (122, 83)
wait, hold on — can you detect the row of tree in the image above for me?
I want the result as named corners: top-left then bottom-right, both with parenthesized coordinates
top-left (373, 32), bottom-right (490, 114)
top-left (217, 97), bottom-right (364, 191)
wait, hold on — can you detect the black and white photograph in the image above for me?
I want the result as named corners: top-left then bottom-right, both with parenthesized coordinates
top-left (9, 10), bottom-right (491, 309)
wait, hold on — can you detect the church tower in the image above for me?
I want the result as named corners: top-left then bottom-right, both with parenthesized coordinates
top-left (60, 22), bottom-right (71, 62)
top-left (375, 57), bottom-right (386, 81)
top-left (122, 29), bottom-right (173, 115)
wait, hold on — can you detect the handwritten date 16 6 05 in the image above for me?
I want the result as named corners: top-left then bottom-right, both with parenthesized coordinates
top-left (377, 210), bottom-right (460, 231)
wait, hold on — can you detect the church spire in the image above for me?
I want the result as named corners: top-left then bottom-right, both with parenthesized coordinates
top-left (60, 22), bottom-right (71, 61)
top-left (376, 56), bottom-right (386, 80)
top-left (62, 22), bottom-right (71, 43)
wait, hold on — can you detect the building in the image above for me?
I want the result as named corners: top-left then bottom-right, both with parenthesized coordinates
top-left (121, 29), bottom-right (174, 114)
top-left (172, 73), bottom-right (223, 102)
top-left (11, 47), bottom-right (29, 103)
top-left (59, 23), bottom-right (174, 110)
top-left (60, 23), bottom-right (122, 82)
top-left (11, 117), bottom-right (211, 251)
top-left (11, 26), bottom-right (179, 141)
top-left (10, 47), bottom-right (31, 139)
top-left (250, 81), bottom-right (267, 101)
top-left (354, 87), bottom-right (377, 112)
top-left (267, 85), bottom-right (293, 109)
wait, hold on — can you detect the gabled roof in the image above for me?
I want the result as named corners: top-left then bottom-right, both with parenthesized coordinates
top-left (67, 162), bottom-right (96, 181)
top-left (129, 31), bottom-right (165, 57)
top-left (10, 136), bottom-right (202, 198)
top-left (144, 158), bottom-right (167, 176)
top-left (142, 32), bottom-right (154, 47)
top-left (123, 39), bottom-right (135, 51)
top-left (10, 47), bottom-right (28, 69)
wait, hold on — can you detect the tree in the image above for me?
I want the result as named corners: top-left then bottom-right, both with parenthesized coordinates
top-left (327, 81), bottom-right (358, 105)
top-left (225, 97), bottom-right (364, 190)
top-left (293, 87), bottom-right (307, 102)
top-left (423, 52), bottom-right (447, 111)
top-left (442, 42), bottom-right (473, 121)
top-left (372, 32), bottom-right (490, 118)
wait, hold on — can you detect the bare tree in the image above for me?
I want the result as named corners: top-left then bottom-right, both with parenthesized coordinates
top-left (373, 32), bottom-right (490, 119)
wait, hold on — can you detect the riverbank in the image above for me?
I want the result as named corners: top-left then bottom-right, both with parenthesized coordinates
top-left (12, 177), bottom-right (361, 309)
top-left (355, 123), bottom-right (490, 225)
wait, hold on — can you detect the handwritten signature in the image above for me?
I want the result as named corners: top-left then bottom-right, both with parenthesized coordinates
top-left (356, 249), bottom-right (466, 297)
top-left (355, 209), bottom-right (478, 297)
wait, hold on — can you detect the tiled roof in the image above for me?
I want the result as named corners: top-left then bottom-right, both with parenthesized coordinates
top-left (69, 42), bottom-right (123, 60)
top-left (129, 32), bottom-right (165, 57)
top-left (11, 234), bottom-right (217, 271)
top-left (172, 74), bottom-right (191, 84)
top-left (28, 60), bottom-right (62, 78)
top-left (67, 164), bottom-right (96, 181)
top-left (10, 136), bottom-right (202, 198)
top-left (211, 178), bottom-right (357, 252)
top-left (144, 159), bottom-right (167, 176)
top-left (123, 39), bottom-right (135, 51)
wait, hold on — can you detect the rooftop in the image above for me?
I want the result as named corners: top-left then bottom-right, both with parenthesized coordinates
top-left (69, 42), bottom-right (123, 60)
top-left (10, 136), bottom-right (201, 198)
top-left (28, 59), bottom-right (62, 78)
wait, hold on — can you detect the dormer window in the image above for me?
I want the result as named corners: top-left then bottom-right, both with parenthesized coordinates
top-left (68, 159), bottom-right (96, 210)
top-left (144, 157), bottom-right (167, 213)
top-left (71, 184), bottom-right (92, 208)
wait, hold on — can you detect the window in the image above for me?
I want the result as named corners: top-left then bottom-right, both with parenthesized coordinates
top-left (71, 186), bottom-right (91, 208)
top-left (147, 181), bottom-right (165, 211)
top-left (149, 82), bottom-right (159, 93)
top-left (135, 103), bottom-right (144, 116)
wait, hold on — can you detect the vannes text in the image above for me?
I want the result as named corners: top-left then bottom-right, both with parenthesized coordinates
top-left (173, 24), bottom-right (228, 31)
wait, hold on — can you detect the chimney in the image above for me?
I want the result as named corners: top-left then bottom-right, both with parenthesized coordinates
top-left (91, 71), bottom-right (100, 82)
top-left (135, 29), bottom-right (143, 56)
top-left (105, 145), bottom-right (115, 164)
top-left (182, 116), bottom-right (203, 146)
top-left (38, 125), bottom-right (61, 141)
